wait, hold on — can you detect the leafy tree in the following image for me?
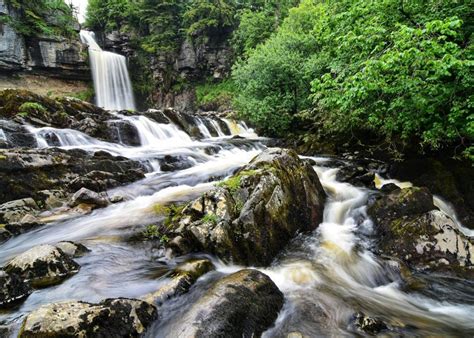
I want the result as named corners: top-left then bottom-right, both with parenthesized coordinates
top-left (233, 0), bottom-right (473, 158)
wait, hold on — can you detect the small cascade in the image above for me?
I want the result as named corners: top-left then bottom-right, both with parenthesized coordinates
top-left (223, 118), bottom-right (256, 137)
top-left (209, 119), bottom-right (226, 137)
top-left (0, 128), bottom-right (6, 141)
top-left (116, 115), bottom-right (192, 147)
top-left (80, 31), bottom-right (135, 111)
top-left (195, 117), bottom-right (213, 138)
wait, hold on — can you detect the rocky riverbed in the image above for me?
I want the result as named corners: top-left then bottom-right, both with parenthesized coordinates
top-left (0, 90), bottom-right (473, 337)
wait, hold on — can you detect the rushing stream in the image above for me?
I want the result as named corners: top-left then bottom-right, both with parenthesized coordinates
top-left (1, 112), bottom-right (473, 337)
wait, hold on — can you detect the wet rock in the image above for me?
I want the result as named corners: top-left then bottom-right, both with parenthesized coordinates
top-left (2, 220), bottom-right (45, 240)
top-left (35, 189), bottom-right (67, 209)
top-left (368, 187), bottom-right (435, 225)
top-left (68, 187), bottom-right (110, 209)
top-left (0, 147), bottom-right (145, 204)
top-left (19, 298), bottom-right (157, 337)
top-left (173, 269), bottom-right (284, 337)
top-left (0, 120), bottom-right (36, 148)
top-left (54, 241), bottom-right (90, 258)
top-left (142, 258), bottom-right (215, 304)
top-left (106, 120), bottom-right (141, 146)
top-left (390, 158), bottom-right (474, 229)
top-left (159, 155), bottom-right (194, 172)
top-left (169, 148), bottom-right (326, 266)
top-left (4, 244), bottom-right (80, 287)
top-left (0, 270), bottom-right (32, 309)
top-left (352, 312), bottom-right (388, 335)
top-left (0, 198), bottom-right (39, 223)
top-left (369, 188), bottom-right (474, 276)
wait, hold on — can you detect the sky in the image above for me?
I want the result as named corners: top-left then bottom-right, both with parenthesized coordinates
top-left (65, 0), bottom-right (88, 23)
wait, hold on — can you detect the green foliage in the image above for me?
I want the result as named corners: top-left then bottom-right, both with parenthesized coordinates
top-left (85, 0), bottom-right (136, 32)
top-left (70, 87), bottom-right (95, 102)
top-left (233, 0), bottom-right (473, 157)
top-left (201, 213), bottom-right (218, 225)
top-left (6, 0), bottom-right (78, 38)
top-left (18, 102), bottom-right (46, 116)
top-left (183, 0), bottom-right (236, 38)
top-left (195, 79), bottom-right (236, 110)
top-left (142, 224), bottom-right (169, 243)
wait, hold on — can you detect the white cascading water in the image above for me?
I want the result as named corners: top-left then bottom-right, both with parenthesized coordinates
top-left (80, 30), bottom-right (136, 111)
top-left (0, 128), bottom-right (6, 141)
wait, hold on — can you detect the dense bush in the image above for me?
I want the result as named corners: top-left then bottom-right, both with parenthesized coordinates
top-left (233, 0), bottom-right (473, 158)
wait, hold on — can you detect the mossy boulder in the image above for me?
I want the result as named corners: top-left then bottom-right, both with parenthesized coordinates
top-left (0, 89), bottom-right (119, 142)
top-left (19, 298), bottom-right (157, 337)
top-left (168, 148), bottom-right (326, 266)
top-left (172, 269), bottom-right (283, 337)
top-left (389, 158), bottom-right (474, 229)
top-left (368, 187), bottom-right (474, 277)
top-left (4, 244), bottom-right (80, 287)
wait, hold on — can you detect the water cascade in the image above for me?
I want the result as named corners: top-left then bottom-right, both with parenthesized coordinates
top-left (80, 31), bottom-right (136, 111)
top-left (1, 111), bottom-right (473, 336)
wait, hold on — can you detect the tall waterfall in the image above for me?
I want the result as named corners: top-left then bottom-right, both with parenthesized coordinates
top-left (80, 30), bottom-right (136, 111)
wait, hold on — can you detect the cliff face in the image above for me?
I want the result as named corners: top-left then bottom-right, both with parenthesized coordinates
top-left (98, 29), bottom-right (233, 112)
top-left (0, 0), bottom-right (89, 80)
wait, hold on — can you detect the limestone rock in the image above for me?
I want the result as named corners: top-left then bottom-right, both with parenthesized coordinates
top-left (19, 298), bottom-right (157, 337)
top-left (368, 187), bottom-right (474, 276)
top-left (4, 244), bottom-right (80, 287)
top-left (169, 148), bottom-right (326, 266)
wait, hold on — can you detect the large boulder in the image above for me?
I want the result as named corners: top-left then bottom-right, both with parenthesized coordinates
top-left (368, 187), bottom-right (474, 276)
top-left (19, 298), bottom-right (157, 337)
top-left (4, 244), bottom-right (80, 287)
top-left (168, 148), bottom-right (326, 266)
top-left (0, 270), bottom-right (32, 309)
top-left (172, 269), bottom-right (283, 337)
top-left (390, 158), bottom-right (474, 229)
top-left (0, 147), bottom-right (145, 204)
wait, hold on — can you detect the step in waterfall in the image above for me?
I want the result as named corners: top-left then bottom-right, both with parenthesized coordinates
top-left (80, 30), bottom-right (136, 111)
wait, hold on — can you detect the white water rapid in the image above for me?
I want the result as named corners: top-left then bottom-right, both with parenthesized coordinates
top-left (80, 30), bottom-right (136, 111)
top-left (0, 112), bottom-right (473, 336)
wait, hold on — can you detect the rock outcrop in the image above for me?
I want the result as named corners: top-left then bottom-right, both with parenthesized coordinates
top-left (0, 0), bottom-right (88, 79)
top-left (0, 147), bottom-right (145, 205)
top-left (4, 244), bottom-right (80, 287)
top-left (368, 187), bottom-right (474, 277)
top-left (168, 148), bottom-right (326, 266)
top-left (173, 269), bottom-right (283, 337)
top-left (20, 298), bottom-right (157, 337)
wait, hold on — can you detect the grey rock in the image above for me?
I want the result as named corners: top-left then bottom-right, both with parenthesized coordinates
top-left (5, 244), bottom-right (80, 287)
top-left (0, 198), bottom-right (39, 224)
top-left (173, 269), bottom-right (284, 338)
top-left (19, 298), bottom-right (157, 337)
top-left (54, 241), bottom-right (90, 258)
top-left (69, 187), bottom-right (109, 209)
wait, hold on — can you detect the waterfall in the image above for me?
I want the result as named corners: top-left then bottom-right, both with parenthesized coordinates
top-left (80, 30), bottom-right (136, 111)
